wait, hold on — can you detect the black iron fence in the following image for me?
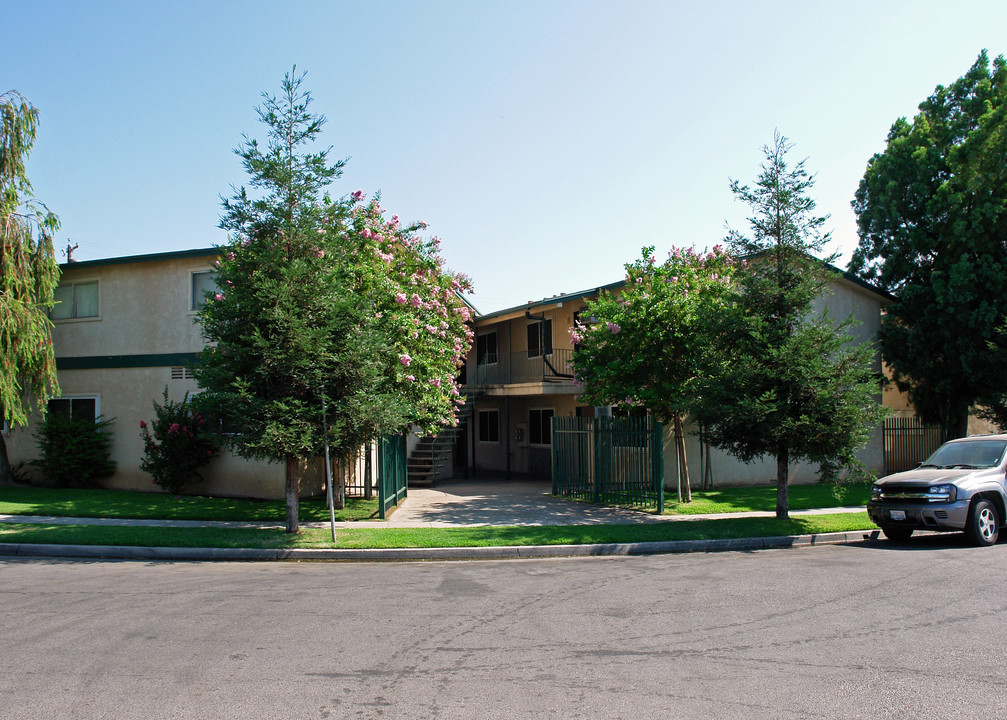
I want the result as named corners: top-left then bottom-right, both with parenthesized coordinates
top-left (468, 349), bottom-right (575, 385)
top-left (552, 416), bottom-right (664, 512)
top-left (884, 416), bottom-right (944, 475)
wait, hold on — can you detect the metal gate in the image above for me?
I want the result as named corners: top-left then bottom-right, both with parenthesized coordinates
top-left (378, 434), bottom-right (408, 519)
top-left (552, 416), bottom-right (664, 512)
top-left (883, 417), bottom-right (944, 475)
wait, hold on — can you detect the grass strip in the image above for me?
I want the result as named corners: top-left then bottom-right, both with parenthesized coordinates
top-left (663, 482), bottom-right (871, 515)
top-left (0, 486), bottom-right (380, 522)
top-left (0, 513), bottom-right (877, 550)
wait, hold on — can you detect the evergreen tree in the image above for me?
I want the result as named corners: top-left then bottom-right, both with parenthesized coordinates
top-left (0, 91), bottom-right (60, 485)
top-left (197, 70), bottom-right (471, 532)
top-left (695, 133), bottom-right (887, 518)
top-left (850, 51), bottom-right (1007, 437)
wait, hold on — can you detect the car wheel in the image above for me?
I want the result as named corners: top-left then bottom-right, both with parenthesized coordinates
top-left (880, 525), bottom-right (913, 542)
top-left (965, 499), bottom-right (999, 547)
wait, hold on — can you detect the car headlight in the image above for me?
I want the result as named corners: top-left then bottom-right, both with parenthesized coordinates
top-left (871, 485), bottom-right (882, 501)
top-left (926, 484), bottom-right (956, 502)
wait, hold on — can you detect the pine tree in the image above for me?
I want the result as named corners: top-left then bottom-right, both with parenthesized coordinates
top-left (695, 133), bottom-right (887, 518)
top-left (0, 91), bottom-right (60, 485)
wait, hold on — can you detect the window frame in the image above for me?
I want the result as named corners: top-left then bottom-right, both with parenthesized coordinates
top-left (46, 394), bottom-right (101, 423)
top-left (476, 331), bottom-right (499, 366)
top-left (478, 409), bottom-right (500, 444)
top-left (52, 279), bottom-right (101, 321)
top-left (190, 269), bottom-right (220, 311)
top-left (527, 319), bottom-right (553, 358)
top-left (528, 407), bottom-right (554, 446)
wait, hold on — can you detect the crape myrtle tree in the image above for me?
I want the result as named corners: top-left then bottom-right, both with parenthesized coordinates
top-left (0, 91), bottom-right (60, 485)
top-left (196, 71), bottom-right (471, 533)
top-left (571, 245), bottom-right (736, 502)
top-left (849, 51), bottom-right (1007, 437)
top-left (694, 132), bottom-right (888, 519)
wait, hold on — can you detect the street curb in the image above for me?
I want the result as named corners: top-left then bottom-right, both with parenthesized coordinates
top-left (0, 529), bottom-right (882, 562)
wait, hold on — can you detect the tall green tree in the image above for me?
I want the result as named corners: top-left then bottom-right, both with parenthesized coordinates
top-left (849, 51), bottom-right (1007, 437)
top-left (695, 133), bottom-right (887, 519)
top-left (0, 91), bottom-right (60, 485)
top-left (197, 70), bottom-right (471, 532)
top-left (571, 245), bottom-right (736, 501)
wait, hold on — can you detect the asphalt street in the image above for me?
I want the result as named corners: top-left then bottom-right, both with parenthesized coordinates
top-left (2, 535), bottom-right (1004, 719)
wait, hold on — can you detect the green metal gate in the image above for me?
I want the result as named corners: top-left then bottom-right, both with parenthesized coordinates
top-left (552, 416), bottom-right (664, 513)
top-left (378, 434), bottom-right (408, 519)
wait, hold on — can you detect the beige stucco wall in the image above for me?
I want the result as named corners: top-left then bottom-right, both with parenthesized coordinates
top-left (53, 256), bottom-right (212, 356)
top-left (4, 252), bottom-right (335, 500)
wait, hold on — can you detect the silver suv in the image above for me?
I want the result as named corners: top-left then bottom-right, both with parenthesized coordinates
top-left (867, 435), bottom-right (1007, 546)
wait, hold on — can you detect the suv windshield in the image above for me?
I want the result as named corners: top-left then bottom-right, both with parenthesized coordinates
top-left (922, 439), bottom-right (1007, 469)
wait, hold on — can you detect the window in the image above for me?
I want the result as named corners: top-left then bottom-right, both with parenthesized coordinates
top-left (478, 410), bottom-right (500, 443)
top-left (191, 270), bottom-right (219, 310)
top-left (529, 408), bottom-right (554, 445)
top-left (527, 319), bottom-right (553, 358)
top-left (47, 396), bottom-right (98, 423)
top-left (52, 281), bottom-right (99, 320)
top-left (476, 332), bottom-right (498, 365)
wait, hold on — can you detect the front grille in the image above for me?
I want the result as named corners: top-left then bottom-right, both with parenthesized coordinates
top-left (877, 484), bottom-right (938, 503)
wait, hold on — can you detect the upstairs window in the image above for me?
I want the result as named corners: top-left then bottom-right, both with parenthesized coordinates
top-left (477, 331), bottom-right (498, 365)
top-left (52, 281), bottom-right (99, 320)
top-left (191, 270), bottom-right (219, 310)
top-left (527, 319), bottom-right (553, 358)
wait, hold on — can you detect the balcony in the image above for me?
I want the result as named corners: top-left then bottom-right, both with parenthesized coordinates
top-left (467, 349), bottom-right (575, 387)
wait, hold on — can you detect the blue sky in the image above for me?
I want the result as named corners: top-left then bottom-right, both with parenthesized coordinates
top-left (5, 0), bottom-right (1007, 312)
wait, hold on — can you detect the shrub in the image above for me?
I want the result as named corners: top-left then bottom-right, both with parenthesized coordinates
top-left (140, 389), bottom-right (219, 494)
top-left (34, 414), bottom-right (116, 488)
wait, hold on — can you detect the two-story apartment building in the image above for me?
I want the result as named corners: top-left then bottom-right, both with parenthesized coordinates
top-left (460, 268), bottom-right (895, 487)
top-left (5, 248), bottom-right (326, 499)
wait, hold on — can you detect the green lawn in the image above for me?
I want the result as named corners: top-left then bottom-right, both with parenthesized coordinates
top-left (664, 482), bottom-right (871, 515)
top-left (0, 512), bottom-right (876, 550)
top-left (0, 486), bottom-right (380, 522)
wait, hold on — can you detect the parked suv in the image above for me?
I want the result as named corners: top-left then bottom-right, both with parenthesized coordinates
top-left (868, 435), bottom-right (1007, 546)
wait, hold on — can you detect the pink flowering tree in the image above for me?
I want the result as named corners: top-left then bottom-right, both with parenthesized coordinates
top-left (140, 388), bottom-right (219, 494)
top-left (572, 245), bottom-right (736, 501)
top-left (195, 70), bottom-right (471, 532)
top-left (339, 194), bottom-right (473, 434)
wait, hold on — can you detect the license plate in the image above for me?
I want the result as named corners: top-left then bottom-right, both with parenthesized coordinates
top-left (889, 510), bottom-right (906, 521)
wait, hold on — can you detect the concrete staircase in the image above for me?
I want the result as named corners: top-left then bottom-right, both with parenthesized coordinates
top-left (407, 429), bottom-right (459, 486)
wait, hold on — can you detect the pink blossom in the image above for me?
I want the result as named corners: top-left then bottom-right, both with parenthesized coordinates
top-left (406, 375), bottom-right (415, 381)
top-left (429, 378), bottom-right (441, 388)
top-left (410, 293), bottom-right (422, 307)
top-left (607, 322), bottom-right (621, 335)
top-left (395, 292), bottom-right (407, 304)
top-left (139, 420), bottom-right (147, 429)
top-left (315, 248), bottom-right (325, 257)
top-left (351, 190), bottom-right (365, 201)
top-left (214, 293), bottom-right (224, 301)
top-left (400, 355), bottom-right (412, 366)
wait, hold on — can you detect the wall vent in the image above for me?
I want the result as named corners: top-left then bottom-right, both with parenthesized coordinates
top-left (171, 367), bottom-right (195, 380)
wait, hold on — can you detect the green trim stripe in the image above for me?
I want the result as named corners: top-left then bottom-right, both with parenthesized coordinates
top-left (56, 353), bottom-right (201, 370)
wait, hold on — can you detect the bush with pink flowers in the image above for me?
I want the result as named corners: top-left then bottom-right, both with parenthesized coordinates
top-left (140, 388), bottom-right (219, 494)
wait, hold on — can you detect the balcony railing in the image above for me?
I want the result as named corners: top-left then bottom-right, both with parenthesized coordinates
top-left (468, 349), bottom-right (575, 386)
